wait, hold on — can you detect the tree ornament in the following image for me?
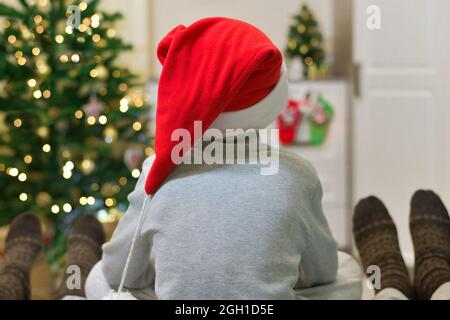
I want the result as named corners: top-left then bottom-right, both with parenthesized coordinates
top-left (308, 95), bottom-right (334, 146)
top-left (124, 147), bottom-right (144, 171)
top-left (83, 95), bottom-right (105, 118)
top-left (36, 192), bottom-right (52, 207)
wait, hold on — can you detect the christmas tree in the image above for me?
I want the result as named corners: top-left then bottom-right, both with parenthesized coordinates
top-left (0, 0), bottom-right (153, 265)
top-left (286, 2), bottom-right (326, 78)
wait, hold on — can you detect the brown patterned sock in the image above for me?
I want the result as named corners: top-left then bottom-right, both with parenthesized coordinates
top-left (410, 190), bottom-right (450, 300)
top-left (353, 196), bottom-right (414, 298)
top-left (54, 215), bottom-right (105, 299)
top-left (0, 213), bottom-right (42, 300)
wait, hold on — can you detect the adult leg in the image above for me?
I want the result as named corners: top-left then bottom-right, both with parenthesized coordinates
top-left (53, 215), bottom-right (105, 299)
top-left (410, 190), bottom-right (450, 300)
top-left (353, 196), bottom-right (414, 300)
top-left (0, 214), bottom-right (42, 300)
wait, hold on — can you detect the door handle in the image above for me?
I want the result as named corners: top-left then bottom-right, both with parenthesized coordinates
top-left (353, 63), bottom-right (361, 98)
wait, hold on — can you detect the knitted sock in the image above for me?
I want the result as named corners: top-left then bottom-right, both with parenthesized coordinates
top-left (0, 213), bottom-right (42, 300)
top-left (54, 215), bottom-right (105, 299)
top-left (410, 190), bottom-right (450, 300)
top-left (353, 196), bottom-right (414, 298)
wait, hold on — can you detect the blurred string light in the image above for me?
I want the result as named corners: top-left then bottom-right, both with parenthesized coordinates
top-left (119, 97), bottom-right (129, 112)
top-left (28, 79), bottom-right (37, 87)
top-left (32, 47), bottom-right (40, 56)
top-left (18, 57), bottom-right (27, 66)
top-left (71, 54), bottom-right (80, 63)
top-left (62, 161), bottom-right (74, 179)
top-left (74, 110), bottom-right (83, 119)
top-left (13, 119), bottom-right (22, 127)
top-left (63, 203), bottom-right (72, 213)
top-left (99, 115), bottom-right (107, 125)
top-left (92, 34), bottom-right (101, 43)
top-left (55, 34), bottom-right (64, 44)
top-left (87, 196), bottom-right (95, 205)
top-left (87, 116), bottom-right (96, 125)
top-left (33, 90), bottom-right (42, 99)
top-left (38, 0), bottom-right (48, 7)
top-left (60, 54), bottom-right (69, 63)
top-left (81, 159), bottom-right (95, 174)
top-left (7, 168), bottom-right (19, 177)
top-left (8, 35), bottom-right (16, 44)
top-left (91, 14), bottom-right (100, 28)
top-left (79, 2), bottom-right (88, 11)
top-left (132, 122), bottom-right (142, 131)
top-left (36, 25), bottom-right (44, 34)
top-left (131, 169), bottom-right (140, 178)
top-left (51, 205), bottom-right (60, 214)
top-left (119, 177), bottom-right (127, 186)
top-left (34, 15), bottom-right (43, 25)
top-left (90, 69), bottom-right (98, 78)
top-left (104, 198), bottom-right (114, 207)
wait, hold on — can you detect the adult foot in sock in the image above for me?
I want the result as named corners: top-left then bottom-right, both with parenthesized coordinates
top-left (0, 213), bottom-right (42, 300)
top-left (410, 190), bottom-right (450, 300)
top-left (353, 196), bottom-right (413, 298)
top-left (54, 215), bottom-right (105, 299)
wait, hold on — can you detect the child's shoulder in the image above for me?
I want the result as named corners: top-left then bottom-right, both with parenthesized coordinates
top-left (140, 155), bottom-right (156, 176)
top-left (277, 148), bottom-right (320, 183)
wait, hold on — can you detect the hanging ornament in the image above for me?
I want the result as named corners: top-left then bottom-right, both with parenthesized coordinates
top-left (124, 147), bottom-right (144, 171)
top-left (83, 95), bottom-right (105, 118)
top-left (310, 104), bottom-right (327, 125)
top-left (308, 95), bottom-right (334, 146)
top-left (278, 99), bottom-right (302, 145)
top-left (96, 65), bottom-right (108, 80)
top-left (36, 192), bottom-right (52, 207)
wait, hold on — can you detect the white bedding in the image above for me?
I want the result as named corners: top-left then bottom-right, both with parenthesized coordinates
top-left (86, 251), bottom-right (363, 300)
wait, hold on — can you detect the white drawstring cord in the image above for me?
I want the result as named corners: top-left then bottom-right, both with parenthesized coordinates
top-left (117, 195), bottom-right (152, 294)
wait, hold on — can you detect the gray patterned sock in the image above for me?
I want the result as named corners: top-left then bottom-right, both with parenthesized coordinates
top-left (54, 215), bottom-right (105, 299)
top-left (410, 190), bottom-right (450, 300)
top-left (353, 196), bottom-right (414, 298)
top-left (0, 213), bottom-right (42, 300)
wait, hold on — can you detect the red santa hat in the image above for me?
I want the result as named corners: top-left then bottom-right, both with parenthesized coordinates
top-left (145, 17), bottom-right (284, 195)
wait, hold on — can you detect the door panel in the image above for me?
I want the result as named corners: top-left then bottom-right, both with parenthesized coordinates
top-left (353, 0), bottom-right (450, 264)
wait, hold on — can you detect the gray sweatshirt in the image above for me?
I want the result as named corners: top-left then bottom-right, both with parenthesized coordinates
top-left (101, 139), bottom-right (338, 300)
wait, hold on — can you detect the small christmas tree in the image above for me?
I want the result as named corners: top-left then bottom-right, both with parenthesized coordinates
top-left (0, 0), bottom-right (153, 267)
top-left (286, 1), bottom-right (326, 78)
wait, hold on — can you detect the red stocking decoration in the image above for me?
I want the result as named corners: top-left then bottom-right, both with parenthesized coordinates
top-left (278, 99), bottom-right (302, 145)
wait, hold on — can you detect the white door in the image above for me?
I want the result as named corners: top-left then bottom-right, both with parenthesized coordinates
top-left (353, 0), bottom-right (450, 264)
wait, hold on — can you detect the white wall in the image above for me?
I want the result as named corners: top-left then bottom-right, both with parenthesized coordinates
top-left (2, 0), bottom-right (152, 80)
top-left (152, 0), bottom-right (352, 78)
top-left (100, 0), bottom-right (152, 80)
top-left (2, 0), bottom-right (352, 80)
